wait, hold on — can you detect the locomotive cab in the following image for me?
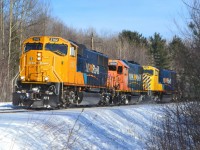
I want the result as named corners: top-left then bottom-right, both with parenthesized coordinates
top-left (19, 36), bottom-right (77, 83)
top-left (143, 66), bottom-right (163, 92)
top-left (107, 60), bottom-right (129, 91)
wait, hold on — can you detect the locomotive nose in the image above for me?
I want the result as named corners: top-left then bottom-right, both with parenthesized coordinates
top-left (25, 51), bottom-right (50, 82)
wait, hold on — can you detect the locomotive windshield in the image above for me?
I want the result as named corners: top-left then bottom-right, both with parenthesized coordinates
top-left (108, 65), bottom-right (117, 71)
top-left (24, 43), bottom-right (43, 52)
top-left (143, 69), bottom-right (153, 75)
top-left (45, 43), bottom-right (68, 55)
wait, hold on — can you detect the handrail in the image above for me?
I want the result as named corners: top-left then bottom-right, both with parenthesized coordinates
top-left (52, 56), bottom-right (64, 99)
top-left (12, 72), bottom-right (20, 92)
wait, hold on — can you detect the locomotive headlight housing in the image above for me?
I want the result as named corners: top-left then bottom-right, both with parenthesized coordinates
top-left (37, 52), bottom-right (42, 61)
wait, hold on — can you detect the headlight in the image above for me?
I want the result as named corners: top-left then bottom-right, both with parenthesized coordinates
top-left (37, 53), bottom-right (41, 56)
top-left (37, 57), bottom-right (41, 61)
top-left (20, 76), bottom-right (25, 80)
top-left (44, 77), bottom-right (49, 81)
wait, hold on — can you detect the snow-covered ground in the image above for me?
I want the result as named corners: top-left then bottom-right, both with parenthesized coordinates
top-left (0, 102), bottom-right (13, 109)
top-left (0, 102), bottom-right (166, 150)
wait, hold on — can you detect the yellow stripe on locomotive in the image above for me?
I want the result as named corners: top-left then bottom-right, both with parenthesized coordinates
top-left (142, 66), bottom-right (163, 92)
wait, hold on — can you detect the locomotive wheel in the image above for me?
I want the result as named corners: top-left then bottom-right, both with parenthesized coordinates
top-left (12, 93), bottom-right (20, 106)
top-left (48, 95), bottom-right (60, 108)
top-left (136, 95), bottom-right (146, 104)
top-left (25, 100), bottom-right (36, 108)
top-left (124, 98), bottom-right (130, 105)
top-left (153, 93), bottom-right (163, 103)
top-left (113, 95), bottom-right (121, 105)
top-left (98, 94), bottom-right (112, 106)
top-left (122, 95), bottom-right (131, 105)
top-left (76, 92), bottom-right (83, 104)
top-left (105, 95), bottom-right (112, 105)
top-left (153, 96), bottom-right (159, 102)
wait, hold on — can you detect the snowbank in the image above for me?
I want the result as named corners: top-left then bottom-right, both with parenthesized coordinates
top-left (0, 103), bottom-right (165, 150)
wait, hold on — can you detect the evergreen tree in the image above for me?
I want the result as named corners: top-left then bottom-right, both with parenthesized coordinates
top-left (149, 33), bottom-right (169, 69)
top-left (168, 36), bottom-right (187, 70)
top-left (119, 30), bottom-right (148, 46)
top-left (118, 30), bottom-right (150, 65)
top-left (168, 36), bottom-right (189, 98)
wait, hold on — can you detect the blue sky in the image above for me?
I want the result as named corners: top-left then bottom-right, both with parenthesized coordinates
top-left (51, 0), bottom-right (188, 39)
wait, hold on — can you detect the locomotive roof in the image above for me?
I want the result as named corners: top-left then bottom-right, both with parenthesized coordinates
top-left (122, 60), bottom-right (141, 68)
top-left (69, 39), bottom-right (107, 57)
top-left (111, 60), bottom-right (129, 68)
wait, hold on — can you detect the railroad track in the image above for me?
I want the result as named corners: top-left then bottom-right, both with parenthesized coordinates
top-left (0, 108), bottom-right (35, 114)
top-left (0, 106), bottom-right (123, 114)
top-left (0, 97), bottom-right (168, 114)
top-left (0, 102), bottom-right (151, 114)
top-left (0, 104), bottom-right (43, 113)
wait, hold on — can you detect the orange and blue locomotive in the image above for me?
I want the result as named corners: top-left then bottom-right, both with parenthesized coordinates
top-left (106, 60), bottom-right (143, 104)
top-left (12, 36), bottom-right (177, 108)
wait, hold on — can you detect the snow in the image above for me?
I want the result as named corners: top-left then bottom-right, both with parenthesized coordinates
top-left (0, 102), bottom-right (13, 109)
top-left (0, 102), bottom-right (166, 150)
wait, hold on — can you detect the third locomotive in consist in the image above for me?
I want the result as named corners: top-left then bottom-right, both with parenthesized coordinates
top-left (12, 36), bottom-right (177, 108)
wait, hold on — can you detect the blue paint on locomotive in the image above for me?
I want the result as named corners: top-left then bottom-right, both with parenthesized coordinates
top-left (123, 60), bottom-right (143, 91)
top-left (159, 69), bottom-right (176, 91)
top-left (83, 73), bottom-right (87, 84)
top-left (77, 48), bottom-right (108, 87)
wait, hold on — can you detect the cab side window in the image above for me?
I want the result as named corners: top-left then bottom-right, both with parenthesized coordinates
top-left (117, 66), bottom-right (123, 74)
top-left (155, 70), bottom-right (158, 76)
top-left (45, 43), bottom-right (68, 55)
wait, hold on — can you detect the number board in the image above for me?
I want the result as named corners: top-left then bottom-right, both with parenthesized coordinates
top-left (49, 38), bottom-right (59, 42)
top-left (32, 37), bottom-right (40, 41)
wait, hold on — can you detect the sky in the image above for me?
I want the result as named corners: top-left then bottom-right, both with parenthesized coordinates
top-left (50, 0), bottom-right (189, 39)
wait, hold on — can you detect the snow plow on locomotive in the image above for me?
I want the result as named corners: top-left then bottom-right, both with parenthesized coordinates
top-left (12, 36), bottom-right (177, 108)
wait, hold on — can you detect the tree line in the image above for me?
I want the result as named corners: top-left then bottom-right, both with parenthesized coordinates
top-left (0, 0), bottom-right (199, 101)
top-left (147, 1), bottom-right (200, 149)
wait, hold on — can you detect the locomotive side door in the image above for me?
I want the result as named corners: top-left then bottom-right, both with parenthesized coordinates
top-left (117, 65), bottom-right (123, 90)
top-left (67, 45), bottom-right (77, 83)
top-left (117, 65), bottom-right (128, 91)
